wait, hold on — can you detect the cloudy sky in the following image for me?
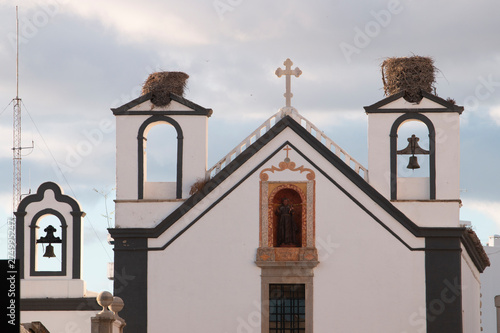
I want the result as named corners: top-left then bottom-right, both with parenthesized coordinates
top-left (0, 0), bottom-right (499, 292)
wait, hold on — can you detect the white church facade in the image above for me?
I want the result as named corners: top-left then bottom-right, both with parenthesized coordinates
top-left (107, 62), bottom-right (489, 332)
top-left (15, 60), bottom-right (490, 332)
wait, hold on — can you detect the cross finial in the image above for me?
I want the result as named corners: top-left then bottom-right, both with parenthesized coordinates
top-left (275, 58), bottom-right (302, 107)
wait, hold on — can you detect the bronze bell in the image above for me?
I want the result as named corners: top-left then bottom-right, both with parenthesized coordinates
top-left (43, 244), bottom-right (56, 258)
top-left (407, 155), bottom-right (420, 169)
top-left (37, 225), bottom-right (62, 259)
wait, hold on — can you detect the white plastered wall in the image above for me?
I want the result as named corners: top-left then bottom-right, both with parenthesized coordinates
top-left (368, 112), bottom-right (400, 199)
top-left (147, 128), bottom-right (427, 332)
top-left (115, 115), bottom-right (147, 200)
top-left (115, 200), bottom-right (184, 229)
top-left (148, 180), bottom-right (262, 333)
top-left (461, 246), bottom-right (481, 333)
top-left (431, 112), bottom-right (460, 199)
top-left (174, 115), bottom-right (208, 197)
top-left (392, 201), bottom-right (460, 228)
top-left (481, 241), bottom-right (500, 333)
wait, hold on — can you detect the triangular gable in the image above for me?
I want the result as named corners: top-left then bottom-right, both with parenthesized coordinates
top-left (364, 90), bottom-right (464, 113)
top-left (111, 92), bottom-right (213, 116)
top-left (110, 116), bottom-right (440, 239)
top-left (109, 115), bottom-right (487, 271)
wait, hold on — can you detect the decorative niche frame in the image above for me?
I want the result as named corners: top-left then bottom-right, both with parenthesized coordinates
top-left (256, 153), bottom-right (318, 264)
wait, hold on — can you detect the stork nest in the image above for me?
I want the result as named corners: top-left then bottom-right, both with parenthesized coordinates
top-left (142, 71), bottom-right (189, 106)
top-left (381, 56), bottom-right (436, 103)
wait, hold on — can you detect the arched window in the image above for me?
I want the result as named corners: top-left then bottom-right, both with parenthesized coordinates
top-left (390, 114), bottom-right (436, 200)
top-left (145, 123), bottom-right (178, 182)
top-left (138, 116), bottom-right (183, 199)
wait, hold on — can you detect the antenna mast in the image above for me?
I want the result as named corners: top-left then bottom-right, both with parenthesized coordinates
top-left (10, 6), bottom-right (22, 259)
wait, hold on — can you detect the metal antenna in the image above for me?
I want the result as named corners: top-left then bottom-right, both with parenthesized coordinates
top-left (9, 7), bottom-right (35, 260)
top-left (10, 6), bottom-right (23, 259)
top-left (13, 6), bottom-right (21, 211)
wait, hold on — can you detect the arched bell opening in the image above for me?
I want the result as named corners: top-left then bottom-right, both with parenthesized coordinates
top-left (271, 188), bottom-right (303, 248)
top-left (390, 113), bottom-right (436, 200)
top-left (396, 120), bottom-right (430, 178)
top-left (30, 208), bottom-right (67, 276)
top-left (35, 215), bottom-right (63, 271)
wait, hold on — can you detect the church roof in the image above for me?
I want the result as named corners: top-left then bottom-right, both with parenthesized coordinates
top-left (207, 107), bottom-right (367, 181)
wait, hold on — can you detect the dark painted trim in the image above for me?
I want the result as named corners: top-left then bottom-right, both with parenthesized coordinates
top-left (15, 211), bottom-right (26, 278)
top-left (112, 93), bottom-right (152, 114)
top-left (113, 237), bottom-right (148, 333)
top-left (364, 90), bottom-right (464, 114)
top-left (421, 91), bottom-right (464, 113)
top-left (20, 297), bottom-right (101, 311)
top-left (111, 92), bottom-right (213, 116)
top-left (390, 113), bottom-right (436, 200)
top-left (30, 209), bottom-right (67, 277)
top-left (116, 110), bottom-right (212, 116)
top-left (425, 237), bottom-right (463, 332)
top-left (366, 108), bottom-right (455, 113)
top-left (365, 91), bottom-right (406, 110)
top-left (17, 182), bottom-right (82, 213)
top-left (15, 182), bottom-right (84, 279)
top-left (137, 115), bottom-right (184, 199)
top-left (71, 211), bottom-right (84, 279)
top-left (419, 227), bottom-right (465, 238)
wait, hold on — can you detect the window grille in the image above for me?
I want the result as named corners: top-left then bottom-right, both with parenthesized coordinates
top-left (269, 284), bottom-right (305, 332)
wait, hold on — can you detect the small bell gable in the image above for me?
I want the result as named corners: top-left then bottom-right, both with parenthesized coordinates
top-left (112, 73), bottom-right (213, 231)
top-left (15, 182), bottom-right (87, 298)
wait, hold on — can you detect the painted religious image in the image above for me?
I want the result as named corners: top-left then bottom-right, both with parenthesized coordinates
top-left (275, 197), bottom-right (298, 247)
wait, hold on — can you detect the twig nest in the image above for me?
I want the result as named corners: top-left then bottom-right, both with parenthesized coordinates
top-left (189, 177), bottom-right (209, 195)
top-left (381, 56), bottom-right (436, 103)
top-left (142, 71), bottom-right (189, 106)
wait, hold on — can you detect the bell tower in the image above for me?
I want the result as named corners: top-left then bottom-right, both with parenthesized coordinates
top-left (365, 90), bottom-right (464, 227)
top-left (15, 182), bottom-right (86, 298)
top-left (112, 72), bottom-right (212, 229)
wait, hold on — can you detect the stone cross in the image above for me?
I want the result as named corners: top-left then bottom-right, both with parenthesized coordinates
top-left (275, 58), bottom-right (302, 107)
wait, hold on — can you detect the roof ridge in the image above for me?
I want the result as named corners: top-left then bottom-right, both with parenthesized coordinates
top-left (207, 107), bottom-right (368, 181)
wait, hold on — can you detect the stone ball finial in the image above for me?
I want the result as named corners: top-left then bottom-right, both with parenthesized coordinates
top-left (97, 291), bottom-right (113, 310)
top-left (110, 296), bottom-right (124, 314)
